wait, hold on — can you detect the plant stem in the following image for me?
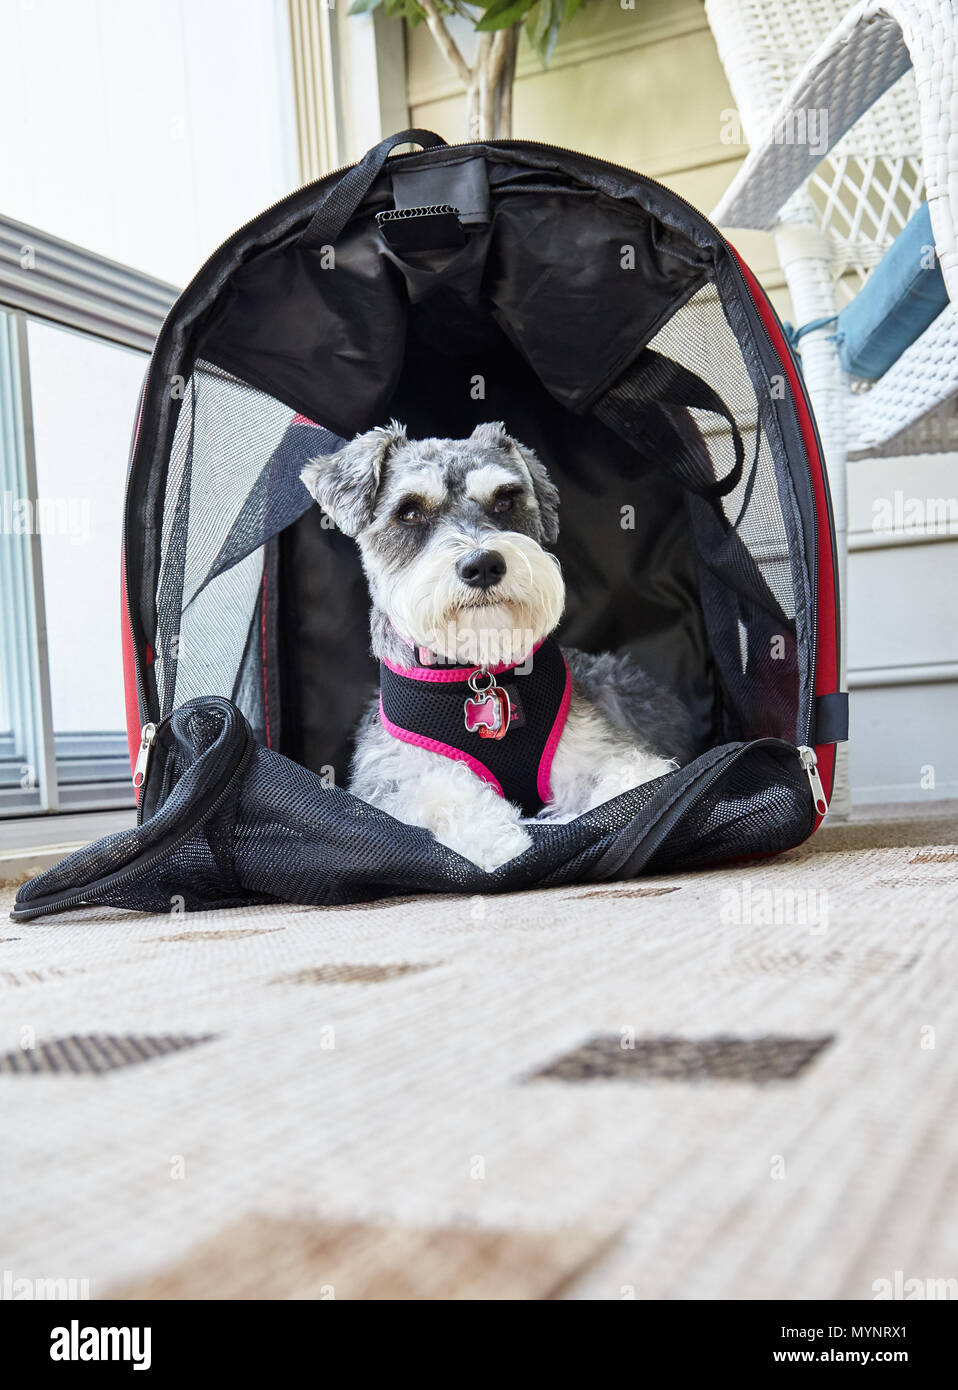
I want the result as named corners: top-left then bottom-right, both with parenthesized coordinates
top-left (477, 32), bottom-right (495, 139)
top-left (466, 83), bottom-right (479, 141)
top-left (418, 0), bottom-right (473, 89)
top-left (496, 27), bottom-right (519, 138)
top-left (487, 28), bottom-right (510, 138)
top-left (415, 2), bottom-right (521, 141)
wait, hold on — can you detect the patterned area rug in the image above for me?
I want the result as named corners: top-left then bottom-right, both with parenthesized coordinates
top-left (1, 804), bottom-right (957, 1300)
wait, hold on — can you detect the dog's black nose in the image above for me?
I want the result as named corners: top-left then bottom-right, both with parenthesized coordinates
top-left (457, 549), bottom-right (507, 590)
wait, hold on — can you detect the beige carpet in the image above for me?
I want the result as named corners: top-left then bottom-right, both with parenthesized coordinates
top-left (1, 804), bottom-right (957, 1300)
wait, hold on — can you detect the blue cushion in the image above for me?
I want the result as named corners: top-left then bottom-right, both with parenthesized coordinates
top-left (835, 202), bottom-right (948, 380)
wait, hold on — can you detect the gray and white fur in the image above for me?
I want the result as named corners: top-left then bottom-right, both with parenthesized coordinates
top-left (301, 421), bottom-right (692, 871)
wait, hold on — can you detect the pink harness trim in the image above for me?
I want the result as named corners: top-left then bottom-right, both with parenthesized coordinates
top-left (379, 697), bottom-right (506, 798)
top-left (382, 637), bottom-right (547, 683)
top-left (537, 653), bottom-right (571, 804)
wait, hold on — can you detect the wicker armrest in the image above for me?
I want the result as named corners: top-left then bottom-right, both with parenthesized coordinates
top-left (710, 2), bottom-right (912, 231)
top-left (709, 0), bottom-right (958, 302)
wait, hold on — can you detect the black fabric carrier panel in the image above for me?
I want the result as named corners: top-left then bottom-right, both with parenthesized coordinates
top-left (13, 130), bottom-right (847, 921)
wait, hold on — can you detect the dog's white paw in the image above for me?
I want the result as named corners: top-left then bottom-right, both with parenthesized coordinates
top-left (533, 806), bottom-right (578, 824)
top-left (585, 751), bottom-right (677, 808)
top-left (435, 817), bottom-right (533, 872)
top-left (373, 756), bottom-right (534, 871)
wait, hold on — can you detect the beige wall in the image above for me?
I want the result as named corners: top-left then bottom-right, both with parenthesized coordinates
top-left (405, 0), bottom-right (789, 314)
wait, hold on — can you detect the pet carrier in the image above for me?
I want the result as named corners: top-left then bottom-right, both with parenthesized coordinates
top-left (13, 130), bottom-right (847, 921)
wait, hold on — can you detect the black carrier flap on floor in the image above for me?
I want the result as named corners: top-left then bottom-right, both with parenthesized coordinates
top-left (12, 700), bottom-right (816, 921)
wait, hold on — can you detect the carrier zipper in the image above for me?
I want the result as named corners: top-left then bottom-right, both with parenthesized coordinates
top-left (133, 714), bottom-right (173, 827)
top-left (123, 138), bottom-right (838, 752)
top-left (133, 710), bottom-right (184, 826)
top-left (797, 744), bottom-right (828, 818)
top-left (132, 711), bottom-right (171, 817)
top-left (132, 722), bottom-right (157, 792)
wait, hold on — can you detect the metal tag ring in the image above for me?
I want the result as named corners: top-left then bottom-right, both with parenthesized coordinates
top-left (467, 668), bottom-right (496, 695)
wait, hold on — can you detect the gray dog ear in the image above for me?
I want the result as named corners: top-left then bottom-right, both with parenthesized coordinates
top-left (471, 423), bottom-right (560, 544)
top-left (300, 421), bottom-right (406, 537)
top-left (514, 441), bottom-right (560, 544)
top-left (469, 421), bottom-right (508, 449)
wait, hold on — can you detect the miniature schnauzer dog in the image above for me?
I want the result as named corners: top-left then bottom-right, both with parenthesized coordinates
top-left (301, 421), bottom-right (692, 871)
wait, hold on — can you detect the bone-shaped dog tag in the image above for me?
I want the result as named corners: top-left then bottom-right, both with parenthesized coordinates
top-left (464, 671), bottom-right (511, 740)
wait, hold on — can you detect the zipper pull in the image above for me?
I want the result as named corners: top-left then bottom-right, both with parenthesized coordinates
top-left (797, 745), bottom-right (828, 818)
top-left (133, 722), bottom-right (157, 790)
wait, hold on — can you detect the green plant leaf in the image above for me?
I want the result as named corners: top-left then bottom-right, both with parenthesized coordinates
top-left (349, 0), bottom-right (586, 59)
top-left (381, 0), bottom-right (427, 21)
top-left (476, 2), bottom-right (534, 31)
top-left (380, 0), bottom-right (427, 20)
top-left (525, 0), bottom-right (563, 65)
top-left (480, 0), bottom-right (535, 19)
top-left (526, 0), bottom-right (548, 44)
top-left (533, 0), bottom-right (558, 46)
top-left (541, 18), bottom-right (561, 64)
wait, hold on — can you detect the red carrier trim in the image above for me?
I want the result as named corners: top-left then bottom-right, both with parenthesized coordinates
top-left (121, 559), bottom-right (142, 777)
top-left (122, 389), bottom-right (148, 783)
top-left (730, 248), bottom-right (839, 830)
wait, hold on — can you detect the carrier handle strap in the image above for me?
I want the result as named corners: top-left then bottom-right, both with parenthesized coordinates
top-left (298, 129), bottom-right (449, 249)
top-left (629, 348), bottom-right (745, 504)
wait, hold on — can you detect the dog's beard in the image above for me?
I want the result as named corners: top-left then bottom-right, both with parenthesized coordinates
top-left (375, 530), bottom-right (565, 668)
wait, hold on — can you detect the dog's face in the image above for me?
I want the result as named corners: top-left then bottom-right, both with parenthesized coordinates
top-left (301, 421), bottom-right (564, 666)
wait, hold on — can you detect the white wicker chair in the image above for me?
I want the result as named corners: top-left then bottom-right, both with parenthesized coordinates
top-left (704, 0), bottom-right (958, 812)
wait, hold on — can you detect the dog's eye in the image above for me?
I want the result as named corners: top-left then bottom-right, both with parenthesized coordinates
top-left (491, 490), bottom-right (517, 515)
top-left (397, 502), bottom-right (427, 526)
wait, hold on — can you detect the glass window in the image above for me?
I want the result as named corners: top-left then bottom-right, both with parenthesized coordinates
top-left (0, 311), bottom-right (45, 813)
top-left (28, 320), bottom-right (147, 807)
top-left (0, 314), bottom-right (148, 816)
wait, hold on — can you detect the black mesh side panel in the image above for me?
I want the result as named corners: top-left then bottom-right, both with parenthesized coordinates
top-left (645, 747), bottom-right (812, 873)
top-left (231, 588), bottom-right (267, 749)
top-left (153, 360), bottom-right (342, 731)
top-left (594, 284), bottom-right (807, 745)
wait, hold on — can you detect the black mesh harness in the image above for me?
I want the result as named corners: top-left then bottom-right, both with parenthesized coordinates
top-left (379, 636), bottom-right (572, 817)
